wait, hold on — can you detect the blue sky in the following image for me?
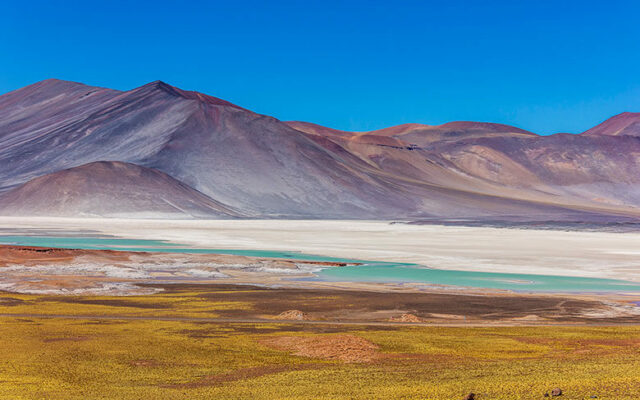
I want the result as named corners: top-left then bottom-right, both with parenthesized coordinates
top-left (2, 0), bottom-right (639, 134)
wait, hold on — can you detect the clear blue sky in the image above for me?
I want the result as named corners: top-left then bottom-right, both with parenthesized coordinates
top-left (2, 0), bottom-right (639, 134)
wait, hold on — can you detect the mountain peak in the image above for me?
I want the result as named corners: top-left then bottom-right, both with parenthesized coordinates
top-left (38, 78), bottom-right (64, 84)
top-left (438, 121), bottom-right (535, 135)
top-left (20, 78), bottom-right (98, 92)
top-left (133, 80), bottom-right (247, 110)
top-left (142, 80), bottom-right (179, 92)
top-left (147, 80), bottom-right (171, 86)
top-left (0, 78), bottom-right (118, 107)
top-left (367, 123), bottom-right (432, 136)
top-left (582, 112), bottom-right (640, 137)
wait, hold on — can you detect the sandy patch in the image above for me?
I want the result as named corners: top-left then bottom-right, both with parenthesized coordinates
top-left (428, 313), bottom-right (467, 320)
top-left (260, 334), bottom-right (380, 363)
top-left (511, 314), bottom-right (548, 322)
top-left (389, 313), bottom-right (423, 323)
top-left (276, 310), bottom-right (310, 320)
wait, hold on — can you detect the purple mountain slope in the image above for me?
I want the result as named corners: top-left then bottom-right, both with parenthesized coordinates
top-left (0, 80), bottom-right (417, 217)
top-left (0, 161), bottom-right (241, 218)
top-left (0, 79), bottom-right (639, 220)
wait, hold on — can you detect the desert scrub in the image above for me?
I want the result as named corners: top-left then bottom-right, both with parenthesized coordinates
top-left (1, 293), bottom-right (640, 399)
top-left (0, 291), bottom-right (252, 318)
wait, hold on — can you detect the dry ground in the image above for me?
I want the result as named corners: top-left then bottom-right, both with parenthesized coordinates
top-left (0, 285), bottom-right (639, 399)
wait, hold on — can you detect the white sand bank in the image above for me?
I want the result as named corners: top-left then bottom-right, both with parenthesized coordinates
top-left (1, 217), bottom-right (639, 281)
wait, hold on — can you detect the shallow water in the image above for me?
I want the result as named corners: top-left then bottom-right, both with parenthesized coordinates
top-left (319, 262), bottom-right (640, 292)
top-left (0, 235), bottom-right (358, 262)
top-left (2, 235), bottom-right (639, 293)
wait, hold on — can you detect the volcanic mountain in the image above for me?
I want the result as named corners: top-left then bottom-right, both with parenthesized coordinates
top-left (0, 78), bottom-right (639, 220)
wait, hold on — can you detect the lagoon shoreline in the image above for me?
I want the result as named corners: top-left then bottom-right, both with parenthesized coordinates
top-left (1, 217), bottom-right (639, 280)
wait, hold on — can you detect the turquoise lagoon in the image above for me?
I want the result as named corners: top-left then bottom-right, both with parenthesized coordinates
top-left (1, 235), bottom-right (639, 293)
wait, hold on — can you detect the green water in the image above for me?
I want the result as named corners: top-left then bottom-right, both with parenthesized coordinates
top-left (319, 262), bottom-right (640, 293)
top-left (2, 235), bottom-right (639, 293)
top-left (0, 236), bottom-right (358, 262)
top-left (0, 235), bottom-right (183, 250)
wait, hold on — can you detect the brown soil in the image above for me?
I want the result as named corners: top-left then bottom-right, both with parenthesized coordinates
top-left (389, 313), bottom-right (423, 323)
top-left (148, 284), bottom-right (624, 324)
top-left (0, 244), bottom-right (351, 268)
top-left (276, 310), bottom-right (310, 320)
top-left (260, 334), bottom-right (380, 363)
top-left (14, 281), bottom-right (638, 325)
top-left (0, 245), bottom-right (130, 266)
top-left (0, 297), bottom-right (24, 306)
top-left (45, 297), bottom-right (173, 309)
top-left (42, 336), bottom-right (92, 343)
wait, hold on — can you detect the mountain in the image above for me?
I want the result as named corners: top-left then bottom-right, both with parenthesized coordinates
top-left (0, 79), bottom-right (422, 218)
top-left (0, 78), bottom-right (639, 220)
top-left (287, 117), bottom-right (640, 215)
top-left (0, 161), bottom-right (240, 218)
top-left (582, 112), bottom-right (640, 137)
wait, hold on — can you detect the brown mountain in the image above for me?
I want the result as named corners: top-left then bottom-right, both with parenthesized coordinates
top-left (582, 112), bottom-right (640, 137)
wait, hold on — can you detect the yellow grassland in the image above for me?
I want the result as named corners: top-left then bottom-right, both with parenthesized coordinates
top-left (0, 292), bottom-right (639, 399)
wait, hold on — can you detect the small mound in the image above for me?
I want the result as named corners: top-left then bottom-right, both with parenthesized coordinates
top-left (276, 310), bottom-right (310, 321)
top-left (389, 313), bottom-right (423, 323)
top-left (260, 334), bottom-right (379, 363)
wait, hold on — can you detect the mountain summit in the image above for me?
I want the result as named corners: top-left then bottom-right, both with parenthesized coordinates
top-left (582, 112), bottom-right (640, 137)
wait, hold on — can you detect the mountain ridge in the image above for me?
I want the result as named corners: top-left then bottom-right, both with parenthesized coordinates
top-left (0, 78), bottom-right (639, 220)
